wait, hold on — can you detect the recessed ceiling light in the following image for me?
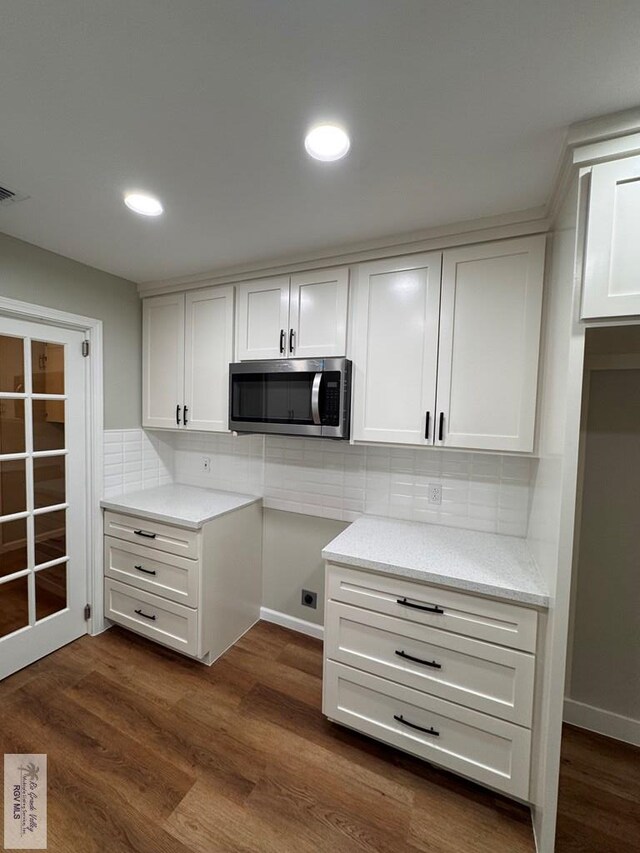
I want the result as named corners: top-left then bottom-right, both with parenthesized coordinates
top-left (304, 124), bottom-right (351, 162)
top-left (124, 192), bottom-right (164, 217)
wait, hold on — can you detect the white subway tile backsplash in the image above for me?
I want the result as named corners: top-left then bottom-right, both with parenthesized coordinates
top-left (102, 429), bottom-right (173, 497)
top-left (102, 429), bottom-right (534, 537)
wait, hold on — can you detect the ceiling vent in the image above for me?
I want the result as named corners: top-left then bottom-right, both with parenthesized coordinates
top-left (0, 184), bottom-right (29, 207)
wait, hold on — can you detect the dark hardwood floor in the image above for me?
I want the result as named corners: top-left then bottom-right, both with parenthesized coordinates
top-left (0, 623), bottom-right (635, 852)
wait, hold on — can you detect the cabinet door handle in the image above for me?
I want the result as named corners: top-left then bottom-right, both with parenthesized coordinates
top-left (289, 328), bottom-right (295, 353)
top-left (279, 329), bottom-right (286, 354)
top-left (134, 564), bottom-right (157, 576)
top-left (134, 608), bottom-right (157, 621)
top-left (425, 411), bottom-right (430, 440)
top-left (395, 649), bottom-right (442, 669)
top-left (183, 406), bottom-right (189, 426)
top-left (134, 529), bottom-right (157, 539)
top-left (397, 597), bottom-right (444, 615)
top-left (176, 404), bottom-right (181, 426)
top-left (438, 412), bottom-right (444, 442)
top-left (394, 714), bottom-right (439, 737)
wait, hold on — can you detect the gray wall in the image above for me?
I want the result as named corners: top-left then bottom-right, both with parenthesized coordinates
top-left (262, 508), bottom-right (348, 625)
top-left (568, 327), bottom-right (640, 724)
top-left (0, 231), bottom-right (141, 428)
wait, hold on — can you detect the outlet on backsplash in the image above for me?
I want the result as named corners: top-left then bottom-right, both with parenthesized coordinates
top-left (202, 456), bottom-right (211, 473)
top-left (428, 484), bottom-right (442, 505)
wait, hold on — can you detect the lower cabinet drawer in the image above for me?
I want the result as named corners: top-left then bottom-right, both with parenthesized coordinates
top-left (326, 564), bottom-right (538, 652)
top-left (104, 510), bottom-right (200, 560)
top-left (324, 660), bottom-right (531, 800)
top-left (104, 536), bottom-right (199, 607)
top-left (105, 578), bottom-right (199, 657)
top-left (325, 601), bottom-right (535, 725)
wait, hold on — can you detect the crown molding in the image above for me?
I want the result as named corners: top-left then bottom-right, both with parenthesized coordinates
top-left (138, 206), bottom-right (549, 296)
top-left (546, 106), bottom-right (640, 224)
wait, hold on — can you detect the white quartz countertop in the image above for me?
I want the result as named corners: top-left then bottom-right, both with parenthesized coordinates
top-left (322, 516), bottom-right (548, 607)
top-left (101, 484), bottom-right (261, 530)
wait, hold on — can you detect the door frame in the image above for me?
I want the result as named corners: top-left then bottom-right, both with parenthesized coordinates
top-left (0, 296), bottom-right (105, 636)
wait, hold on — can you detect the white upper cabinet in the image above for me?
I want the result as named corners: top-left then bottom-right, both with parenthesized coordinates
top-left (581, 155), bottom-right (640, 319)
top-left (236, 268), bottom-right (349, 360)
top-left (236, 276), bottom-right (290, 360)
top-left (436, 236), bottom-right (545, 452)
top-left (142, 293), bottom-right (185, 429)
top-left (288, 268), bottom-right (349, 358)
top-left (351, 253), bottom-right (442, 445)
top-left (184, 286), bottom-right (234, 431)
top-left (142, 285), bottom-right (234, 432)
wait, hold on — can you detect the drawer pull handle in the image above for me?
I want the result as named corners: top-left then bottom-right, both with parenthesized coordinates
top-left (395, 650), bottom-right (442, 669)
top-left (394, 714), bottom-right (440, 737)
top-left (134, 608), bottom-right (157, 621)
top-left (134, 564), bottom-right (157, 576)
top-left (396, 597), bottom-right (444, 615)
top-left (134, 529), bottom-right (157, 539)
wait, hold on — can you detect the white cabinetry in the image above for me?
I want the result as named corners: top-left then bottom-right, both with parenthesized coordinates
top-left (142, 293), bottom-right (185, 429)
top-left (323, 563), bottom-right (538, 799)
top-left (142, 285), bottom-right (234, 431)
top-left (581, 154), bottom-right (640, 319)
top-left (236, 267), bottom-right (349, 360)
top-left (351, 236), bottom-right (545, 452)
top-left (352, 253), bottom-right (441, 445)
top-left (436, 236), bottom-right (545, 451)
top-left (103, 504), bottom-right (262, 663)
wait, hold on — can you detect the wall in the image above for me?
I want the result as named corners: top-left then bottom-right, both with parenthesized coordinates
top-left (526, 179), bottom-right (586, 852)
top-left (0, 231), bottom-right (141, 428)
top-left (565, 327), bottom-right (640, 744)
top-left (103, 429), bottom-right (173, 497)
top-left (262, 509), bottom-right (348, 626)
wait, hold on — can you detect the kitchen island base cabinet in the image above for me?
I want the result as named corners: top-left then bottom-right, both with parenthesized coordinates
top-left (323, 562), bottom-right (539, 801)
top-left (104, 501), bottom-right (262, 665)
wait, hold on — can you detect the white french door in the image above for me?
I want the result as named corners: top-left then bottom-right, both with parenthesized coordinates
top-left (0, 317), bottom-right (88, 679)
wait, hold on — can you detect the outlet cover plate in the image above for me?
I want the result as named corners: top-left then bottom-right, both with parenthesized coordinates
top-left (301, 589), bottom-right (317, 609)
top-left (428, 484), bottom-right (442, 505)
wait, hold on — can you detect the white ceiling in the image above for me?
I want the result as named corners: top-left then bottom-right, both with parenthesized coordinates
top-left (1, 1), bottom-right (640, 284)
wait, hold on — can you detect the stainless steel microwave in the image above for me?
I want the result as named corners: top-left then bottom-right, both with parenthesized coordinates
top-left (229, 358), bottom-right (351, 439)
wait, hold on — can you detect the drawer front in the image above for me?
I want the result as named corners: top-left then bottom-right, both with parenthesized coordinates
top-left (324, 661), bottom-right (531, 800)
top-left (104, 537), bottom-right (199, 607)
top-left (325, 601), bottom-right (535, 725)
top-left (104, 578), bottom-right (199, 657)
top-left (104, 510), bottom-right (200, 560)
top-left (326, 564), bottom-right (537, 652)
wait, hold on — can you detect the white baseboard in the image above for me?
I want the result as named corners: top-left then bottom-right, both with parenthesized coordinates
top-left (259, 607), bottom-right (324, 641)
top-left (564, 698), bottom-right (640, 747)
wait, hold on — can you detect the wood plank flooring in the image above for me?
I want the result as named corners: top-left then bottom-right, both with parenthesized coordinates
top-left (0, 623), bottom-right (634, 852)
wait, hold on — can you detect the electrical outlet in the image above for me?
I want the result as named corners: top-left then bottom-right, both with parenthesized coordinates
top-left (428, 484), bottom-right (442, 505)
top-left (202, 456), bottom-right (211, 472)
top-left (301, 589), bottom-right (317, 609)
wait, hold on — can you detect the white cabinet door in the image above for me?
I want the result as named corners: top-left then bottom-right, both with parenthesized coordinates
top-left (184, 286), bottom-right (234, 432)
top-left (142, 293), bottom-right (185, 429)
top-left (236, 276), bottom-right (290, 360)
top-left (289, 268), bottom-right (349, 358)
top-left (582, 155), bottom-right (640, 319)
top-left (352, 253), bottom-right (442, 444)
top-left (436, 236), bottom-right (544, 452)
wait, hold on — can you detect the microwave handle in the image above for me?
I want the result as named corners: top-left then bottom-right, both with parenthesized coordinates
top-left (311, 372), bottom-right (322, 425)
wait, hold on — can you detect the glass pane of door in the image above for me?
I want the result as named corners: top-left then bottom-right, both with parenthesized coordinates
top-left (35, 563), bottom-right (67, 621)
top-left (0, 334), bottom-right (25, 393)
top-left (0, 576), bottom-right (29, 638)
top-left (0, 399), bottom-right (26, 454)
